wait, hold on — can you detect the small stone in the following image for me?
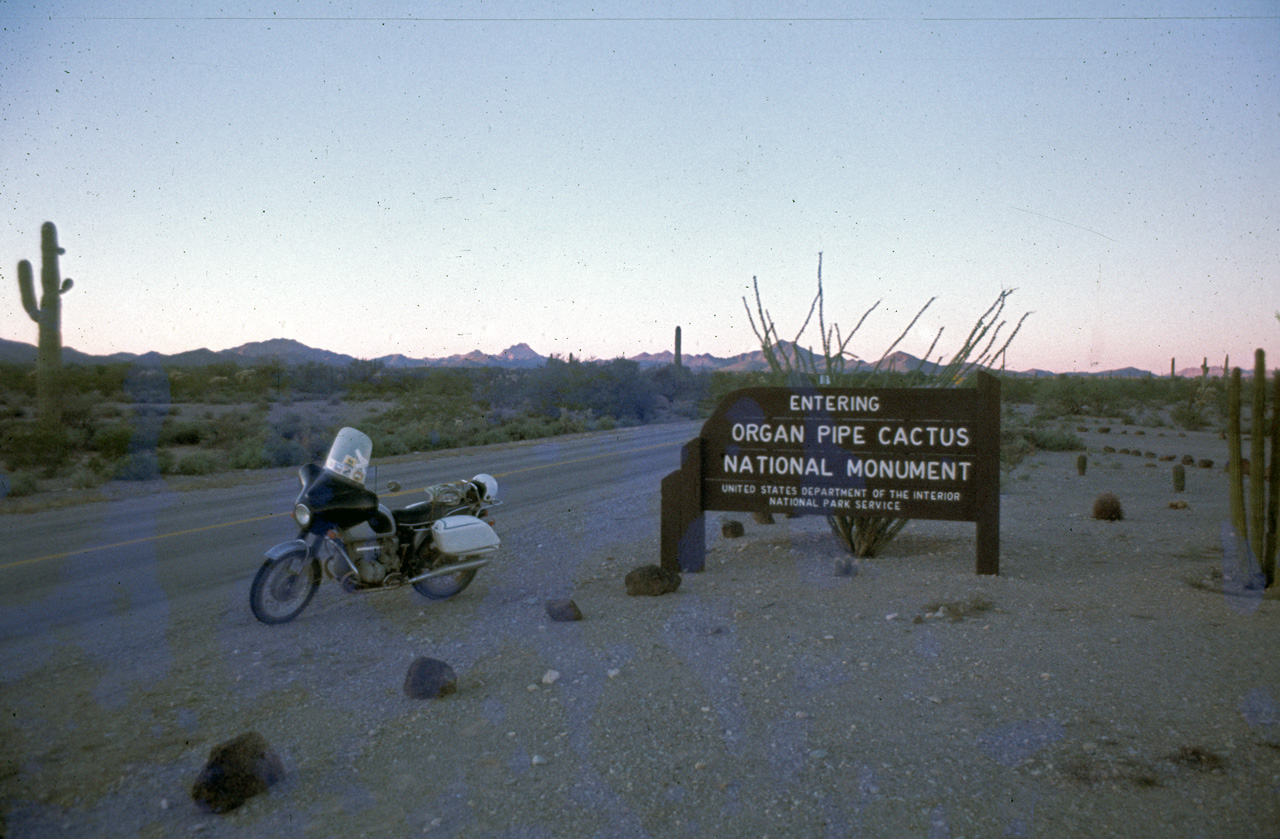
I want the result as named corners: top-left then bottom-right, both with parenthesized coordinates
top-left (625, 565), bottom-right (681, 596)
top-left (541, 670), bottom-right (561, 685)
top-left (545, 598), bottom-right (583, 622)
top-left (809, 749), bottom-right (828, 760)
top-left (531, 755), bottom-right (548, 766)
top-left (403, 657), bottom-right (458, 699)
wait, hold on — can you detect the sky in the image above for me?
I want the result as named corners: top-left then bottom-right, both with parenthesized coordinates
top-left (1, 1), bottom-right (1277, 374)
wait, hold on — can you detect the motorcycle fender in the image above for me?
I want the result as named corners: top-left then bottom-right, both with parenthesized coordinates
top-left (266, 539), bottom-right (310, 561)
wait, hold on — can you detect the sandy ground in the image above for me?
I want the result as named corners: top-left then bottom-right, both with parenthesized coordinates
top-left (2, 421), bottom-right (1279, 838)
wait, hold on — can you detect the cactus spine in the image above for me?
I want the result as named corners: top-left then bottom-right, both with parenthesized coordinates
top-left (674, 326), bottom-right (682, 370)
top-left (16, 222), bottom-right (74, 428)
top-left (1226, 349), bottom-right (1279, 586)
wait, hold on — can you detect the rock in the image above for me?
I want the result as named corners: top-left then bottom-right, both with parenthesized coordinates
top-left (752, 511), bottom-right (776, 525)
top-left (1198, 459), bottom-right (1214, 469)
top-left (190, 732), bottom-right (284, 814)
top-left (545, 598), bottom-right (583, 622)
top-left (541, 670), bottom-right (561, 685)
top-left (403, 656), bottom-right (458, 699)
top-left (721, 520), bottom-right (745, 538)
top-left (1169, 500), bottom-right (1189, 509)
top-left (625, 564), bottom-right (681, 596)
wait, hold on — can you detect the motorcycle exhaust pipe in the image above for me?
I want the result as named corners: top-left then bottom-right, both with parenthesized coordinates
top-left (405, 557), bottom-right (492, 585)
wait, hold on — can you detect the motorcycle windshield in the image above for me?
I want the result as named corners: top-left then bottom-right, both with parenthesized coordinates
top-left (324, 427), bottom-right (373, 485)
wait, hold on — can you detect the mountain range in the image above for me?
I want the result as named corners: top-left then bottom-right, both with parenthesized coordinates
top-left (0, 335), bottom-right (1171, 378)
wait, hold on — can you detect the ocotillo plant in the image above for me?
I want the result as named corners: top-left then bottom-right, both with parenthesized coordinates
top-left (16, 222), bottom-right (74, 428)
top-left (1226, 349), bottom-right (1279, 586)
top-left (744, 252), bottom-right (1029, 557)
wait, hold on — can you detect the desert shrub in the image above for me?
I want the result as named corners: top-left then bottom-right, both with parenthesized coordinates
top-left (1092, 492), bottom-right (1124, 521)
top-left (174, 451), bottom-right (221, 475)
top-left (91, 422), bottom-right (136, 459)
top-left (0, 424), bottom-right (72, 472)
top-left (160, 419), bottom-right (208, 446)
top-left (4, 470), bottom-right (39, 497)
top-left (1170, 401), bottom-right (1211, 431)
top-left (68, 465), bottom-right (107, 489)
top-left (260, 437), bottom-right (310, 468)
top-left (1026, 428), bottom-right (1085, 451)
top-left (116, 450), bottom-right (161, 481)
top-left (229, 441), bottom-right (270, 470)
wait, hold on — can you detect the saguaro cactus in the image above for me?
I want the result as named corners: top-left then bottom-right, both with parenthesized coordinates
top-left (16, 222), bottom-right (74, 428)
top-left (1226, 349), bottom-right (1280, 586)
top-left (674, 326), bottom-right (683, 370)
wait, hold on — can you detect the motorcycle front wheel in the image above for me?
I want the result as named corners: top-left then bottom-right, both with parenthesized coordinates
top-left (250, 551), bottom-right (320, 624)
top-left (411, 546), bottom-right (477, 601)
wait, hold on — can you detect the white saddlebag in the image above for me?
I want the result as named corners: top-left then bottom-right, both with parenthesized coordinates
top-left (431, 515), bottom-right (500, 557)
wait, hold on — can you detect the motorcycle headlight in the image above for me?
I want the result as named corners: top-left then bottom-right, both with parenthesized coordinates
top-left (293, 503), bottom-right (313, 528)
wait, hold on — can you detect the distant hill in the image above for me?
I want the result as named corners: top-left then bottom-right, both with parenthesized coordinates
top-left (2, 335), bottom-right (1213, 379)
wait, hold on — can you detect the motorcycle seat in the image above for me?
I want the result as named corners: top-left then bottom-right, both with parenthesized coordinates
top-left (393, 503), bottom-right (439, 527)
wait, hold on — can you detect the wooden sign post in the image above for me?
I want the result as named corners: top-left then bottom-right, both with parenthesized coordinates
top-left (661, 372), bottom-right (1001, 575)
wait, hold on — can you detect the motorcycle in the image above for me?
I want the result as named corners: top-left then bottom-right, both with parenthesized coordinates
top-left (250, 427), bottom-right (501, 624)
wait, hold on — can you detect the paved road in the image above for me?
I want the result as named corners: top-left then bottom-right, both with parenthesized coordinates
top-left (0, 420), bottom-right (700, 642)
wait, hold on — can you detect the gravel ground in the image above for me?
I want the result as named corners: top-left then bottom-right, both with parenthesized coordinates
top-left (3, 423), bottom-right (1279, 838)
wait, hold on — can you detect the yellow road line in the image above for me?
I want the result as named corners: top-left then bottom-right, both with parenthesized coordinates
top-left (2, 438), bottom-right (682, 571)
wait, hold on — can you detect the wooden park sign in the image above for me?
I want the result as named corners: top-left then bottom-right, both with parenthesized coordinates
top-left (661, 371), bottom-right (1001, 575)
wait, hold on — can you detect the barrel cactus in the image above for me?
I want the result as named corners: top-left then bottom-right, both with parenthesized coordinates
top-left (1092, 492), bottom-right (1124, 521)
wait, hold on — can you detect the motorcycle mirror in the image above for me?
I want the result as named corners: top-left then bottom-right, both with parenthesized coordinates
top-left (387, 480), bottom-right (401, 493)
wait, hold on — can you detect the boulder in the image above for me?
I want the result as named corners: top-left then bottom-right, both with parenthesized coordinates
top-left (721, 520), bottom-right (745, 538)
top-left (190, 732), bottom-right (283, 814)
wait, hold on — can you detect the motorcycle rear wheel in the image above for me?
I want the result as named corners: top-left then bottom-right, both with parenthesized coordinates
top-left (411, 546), bottom-right (477, 601)
top-left (250, 552), bottom-right (320, 624)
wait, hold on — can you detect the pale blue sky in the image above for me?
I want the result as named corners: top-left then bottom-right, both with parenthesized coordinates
top-left (2, 1), bottom-right (1277, 373)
